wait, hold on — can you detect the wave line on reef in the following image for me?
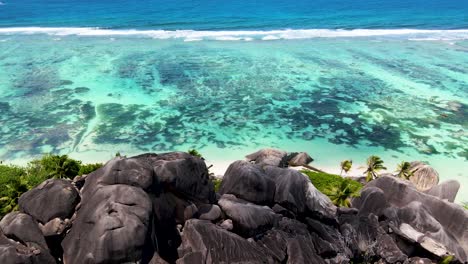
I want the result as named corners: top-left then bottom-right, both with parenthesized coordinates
top-left (1, 27), bottom-right (468, 41)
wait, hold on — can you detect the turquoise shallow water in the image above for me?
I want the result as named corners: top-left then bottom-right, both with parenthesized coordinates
top-left (0, 33), bottom-right (467, 200)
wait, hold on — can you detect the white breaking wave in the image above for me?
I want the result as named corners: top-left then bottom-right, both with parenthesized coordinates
top-left (0, 27), bottom-right (468, 41)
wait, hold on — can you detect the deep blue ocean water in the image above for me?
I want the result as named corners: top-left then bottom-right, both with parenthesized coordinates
top-left (1, 0), bottom-right (468, 30)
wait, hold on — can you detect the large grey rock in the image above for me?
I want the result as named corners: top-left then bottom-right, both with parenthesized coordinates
top-left (409, 161), bottom-right (439, 191)
top-left (288, 152), bottom-right (313, 165)
top-left (424, 180), bottom-right (460, 202)
top-left (19, 179), bottom-right (80, 224)
top-left (178, 219), bottom-right (274, 263)
top-left (351, 186), bottom-right (389, 217)
top-left (150, 152), bottom-right (216, 203)
top-left (62, 184), bottom-right (153, 264)
top-left (0, 230), bottom-right (55, 264)
top-left (265, 166), bottom-right (336, 221)
top-left (364, 176), bottom-right (468, 262)
top-left (218, 194), bottom-right (280, 237)
top-left (62, 152), bottom-right (216, 264)
top-left (0, 212), bottom-right (48, 250)
top-left (219, 160), bottom-right (276, 205)
top-left (246, 148), bottom-right (288, 167)
top-left (339, 212), bottom-right (406, 263)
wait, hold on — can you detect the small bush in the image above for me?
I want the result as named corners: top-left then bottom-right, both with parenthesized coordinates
top-left (211, 177), bottom-right (222, 192)
top-left (301, 170), bottom-right (362, 207)
top-left (188, 149), bottom-right (203, 158)
top-left (78, 163), bottom-right (103, 176)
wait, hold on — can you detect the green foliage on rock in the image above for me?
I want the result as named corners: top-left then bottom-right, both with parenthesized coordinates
top-left (301, 170), bottom-right (362, 207)
top-left (462, 202), bottom-right (468, 210)
top-left (188, 149), bottom-right (203, 158)
top-left (78, 163), bottom-right (103, 176)
top-left (0, 154), bottom-right (103, 219)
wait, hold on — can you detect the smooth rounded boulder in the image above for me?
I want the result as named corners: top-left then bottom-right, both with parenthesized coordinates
top-left (219, 160), bottom-right (276, 205)
top-left (245, 148), bottom-right (288, 167)
top-left (62, 184), bottom-right (153, 264)
top-left (19, 179), bottom-right (80, 224)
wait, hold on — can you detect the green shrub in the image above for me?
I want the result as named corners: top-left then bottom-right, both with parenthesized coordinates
top-left (78, 163), bottom-right (103, 176)
top-left (0, 164), bottom-right (30, 218)
top-left (301, 170), bottom-right (362, 207)
top-left (27, 154), bottom-right (81, 179)
top-left (188, 149), bottom-right (203, 158)
top-left (463, 202), bottom-right (468, 210)
top-left (211, 177), bottom-right (222, 192)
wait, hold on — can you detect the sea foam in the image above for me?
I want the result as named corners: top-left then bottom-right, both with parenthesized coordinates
top-left (0, 27), bottom-right (468, 41)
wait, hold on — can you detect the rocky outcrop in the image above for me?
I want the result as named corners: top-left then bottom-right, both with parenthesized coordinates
top-left (218, 194), bottom-right (280, 237)
top-left (424, 180), bottom-right (460, 202)
top-left (409, 161), bottom-right (439, 191)
top-left (2, 150), bottom-right (466, 264)
top-left (245, 148), bottom-right (289, 167)
top-left (0, 212), bottom-right (55, 263)
top-left (178, 219), bottom-right (275, 263)
top-left (19, 179), bottom-right (80, 224)
top-left (219, 160), bottom-right (276, 204)
top-left (288, 152), bottom-right (313, 165)
top-left (356, 176), bottom-right (468, 263)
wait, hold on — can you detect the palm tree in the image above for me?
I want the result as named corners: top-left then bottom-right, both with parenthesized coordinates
top-left (340, 160), bottom-right (352, 176)
top-left (325, 181), bottom-right (359, 207)
top-left (364, 155), bottom-right (386, 182)
top-left (396, 161), bottom-right (413, 180)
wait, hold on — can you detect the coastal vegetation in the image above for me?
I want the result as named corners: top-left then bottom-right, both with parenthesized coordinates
top-left (301, 170), bottom-right (362, 207)
top-left (396, 161), bottom-right (413, 180)
top-left (0, 154), bottom-right (102, 218)
top-left (364, 155), bottom-right (387, 182)
top-left (340, 160), bottom-right (352, 175)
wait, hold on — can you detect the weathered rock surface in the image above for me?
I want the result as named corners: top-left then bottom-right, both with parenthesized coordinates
top-left (245, 148), bottom-right (288, 167)
top-left (409, 161), bottom-right (439, 191)
top-left (197, 204), bottom-right (222, 222)
top-left (0, 230), bottom-right (55, 264)
top-left (362, 176), bottom-right (468, 262)
top-left (265, 166), bottom-right (336, 220)
top-left (178, 219), bottom-right (274, 263)
top-left (288, 152), bottom-right (313, 165)
top-left (218, 194), bottom-right (280, 237)
top-left (18, 179), bottom-right (80, 224)
top-left (424, 180), bottom-right (460, 202)
top-left (0, 212), bottom-right (48, 249)
top-left (62, 184), bottom-right (153, 264)
top-left (219, 160), bottom-right (276, 204)
top-left (3, 151), bottom-right (466, 264)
